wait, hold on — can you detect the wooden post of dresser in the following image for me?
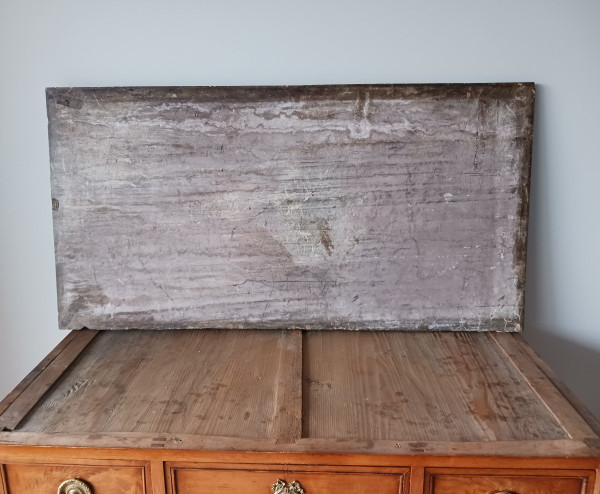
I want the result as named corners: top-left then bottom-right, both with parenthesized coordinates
top-left (149, 461), bottom-right (166, 494)
top-left (0, 464), bottom-right (7, 494)
top-left (409, 466), bottom-right (424, 494)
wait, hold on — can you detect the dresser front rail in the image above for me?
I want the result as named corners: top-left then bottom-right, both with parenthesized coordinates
top-left (0, 447), bottom-right (599, 494)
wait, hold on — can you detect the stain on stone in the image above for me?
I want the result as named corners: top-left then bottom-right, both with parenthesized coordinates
top-left (354, 90), bottom-right (367, 120)
top-left (316, 218), bottom-right (334, 256)
top-left (54, 93), bottom-right (83, 110)
top-left (61, 285), bottom-right (110, 329)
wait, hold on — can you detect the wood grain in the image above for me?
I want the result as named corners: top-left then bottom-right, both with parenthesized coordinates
top-left (1, 432), bottom-right (598, 457)
top-left (169, 466), bottom-right (405, 494)
top-left (12, 330), bottom-right (578, 445)
top-left (2, 462), bottom-right (146, 494)
top-left (149, 461), bottom-right (166, 494)
top-left (303, 331), bottom-right (567, 441)
top-left (1, 441), bottom-right (599, 467)
top-left (0, 330), bottom-right (98, 431)
top-left (47, 84), bottom-right (534, 331)
top-left (1, 330), bottom-right (598, 460)
top-left (0, 331), bottom-right (77, 418)
top-left (424, 468), bottom-right (593, 494)
top-left (270, 330), bottom-right (303, 443)
top-left (410, 467), bottom-right (425, 494)
top-left (429, 476), bottom-right (584, 494)
top-left (491, 332), bottom-right (600, 439)
top-left (16, 330), bottom-right (286, 438)
top-left (0, 465), bottom-right (6, 494)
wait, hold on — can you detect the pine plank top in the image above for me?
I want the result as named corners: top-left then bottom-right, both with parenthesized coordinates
top-left (303, 331), bottom-right (567, 441)
top-left (15, 330), bottom-right (292, 439)
top-left (3, 329), bottom-right (597, 457)
top-left (48, 84), bottom-right (534, 331)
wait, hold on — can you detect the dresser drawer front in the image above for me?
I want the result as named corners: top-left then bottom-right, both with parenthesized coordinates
top-left (170, 467), bottom-right (405, 494)
top-left (427, 469), bottom-right (591, 494)
top-left (3, 463), bottom-right (146, 494)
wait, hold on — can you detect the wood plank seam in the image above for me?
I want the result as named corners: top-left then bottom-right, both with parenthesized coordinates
top-left (0, 330), bottom-right (77, 418)
top-left (489, 332), bottom-right (598, 441)
top-left (0, 330), bottom-right (98, 431)
top-left (585, 439), bottom-right (600, 457)
top-left (271, 330), bottom-right (303, 443)
top-left (509, 334), bottom-right (600, 436)
top-left (489, 332), bottom-right (574, 439)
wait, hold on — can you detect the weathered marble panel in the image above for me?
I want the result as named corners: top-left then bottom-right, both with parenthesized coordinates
top-left (47, 84), bottom-right (534, 330)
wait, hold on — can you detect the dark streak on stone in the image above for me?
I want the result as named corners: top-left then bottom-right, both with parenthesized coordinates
top-left (52, 92), bottom-right (83, 110)
top-left (316, 218), bottom-right (334, 256)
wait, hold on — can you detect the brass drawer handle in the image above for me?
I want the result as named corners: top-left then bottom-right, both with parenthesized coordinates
top-left (495, 491), bottom-right (516, 494)
top-left (272, 479), bottom-right (305, 494)
top-left (57, 478), bottom-right (93, 494)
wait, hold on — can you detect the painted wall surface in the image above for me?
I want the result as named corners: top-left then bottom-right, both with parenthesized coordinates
top-left (0, 0), bottom-right (599, 415)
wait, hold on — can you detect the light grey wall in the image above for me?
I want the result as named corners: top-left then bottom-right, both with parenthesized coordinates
top-left (1, 0), bottom-right (599, 416)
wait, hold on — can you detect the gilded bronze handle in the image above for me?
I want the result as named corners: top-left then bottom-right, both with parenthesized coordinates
top-left (272, 479), bottom-right (305, 494)
top-left (57, 478), bottom-right (93, 494)
top-left (495, 491), bottom-right (516, 494)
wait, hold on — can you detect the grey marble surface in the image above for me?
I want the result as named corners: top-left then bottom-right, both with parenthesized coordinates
top-left (48, 84), bottom-right (534, 331)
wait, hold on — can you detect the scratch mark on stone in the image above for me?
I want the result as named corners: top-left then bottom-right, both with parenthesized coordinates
top-left (93, 93), bottom-right (107, 112)
top-left (317, 218), bottom-right (334, 256)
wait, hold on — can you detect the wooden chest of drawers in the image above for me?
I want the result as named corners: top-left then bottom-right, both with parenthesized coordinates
top-left (1, 84), bottom-right (598, 493)
top-left (1, 451), bottom-right (599, 494)
top-left (1, 329), bottom-right (599, 494)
